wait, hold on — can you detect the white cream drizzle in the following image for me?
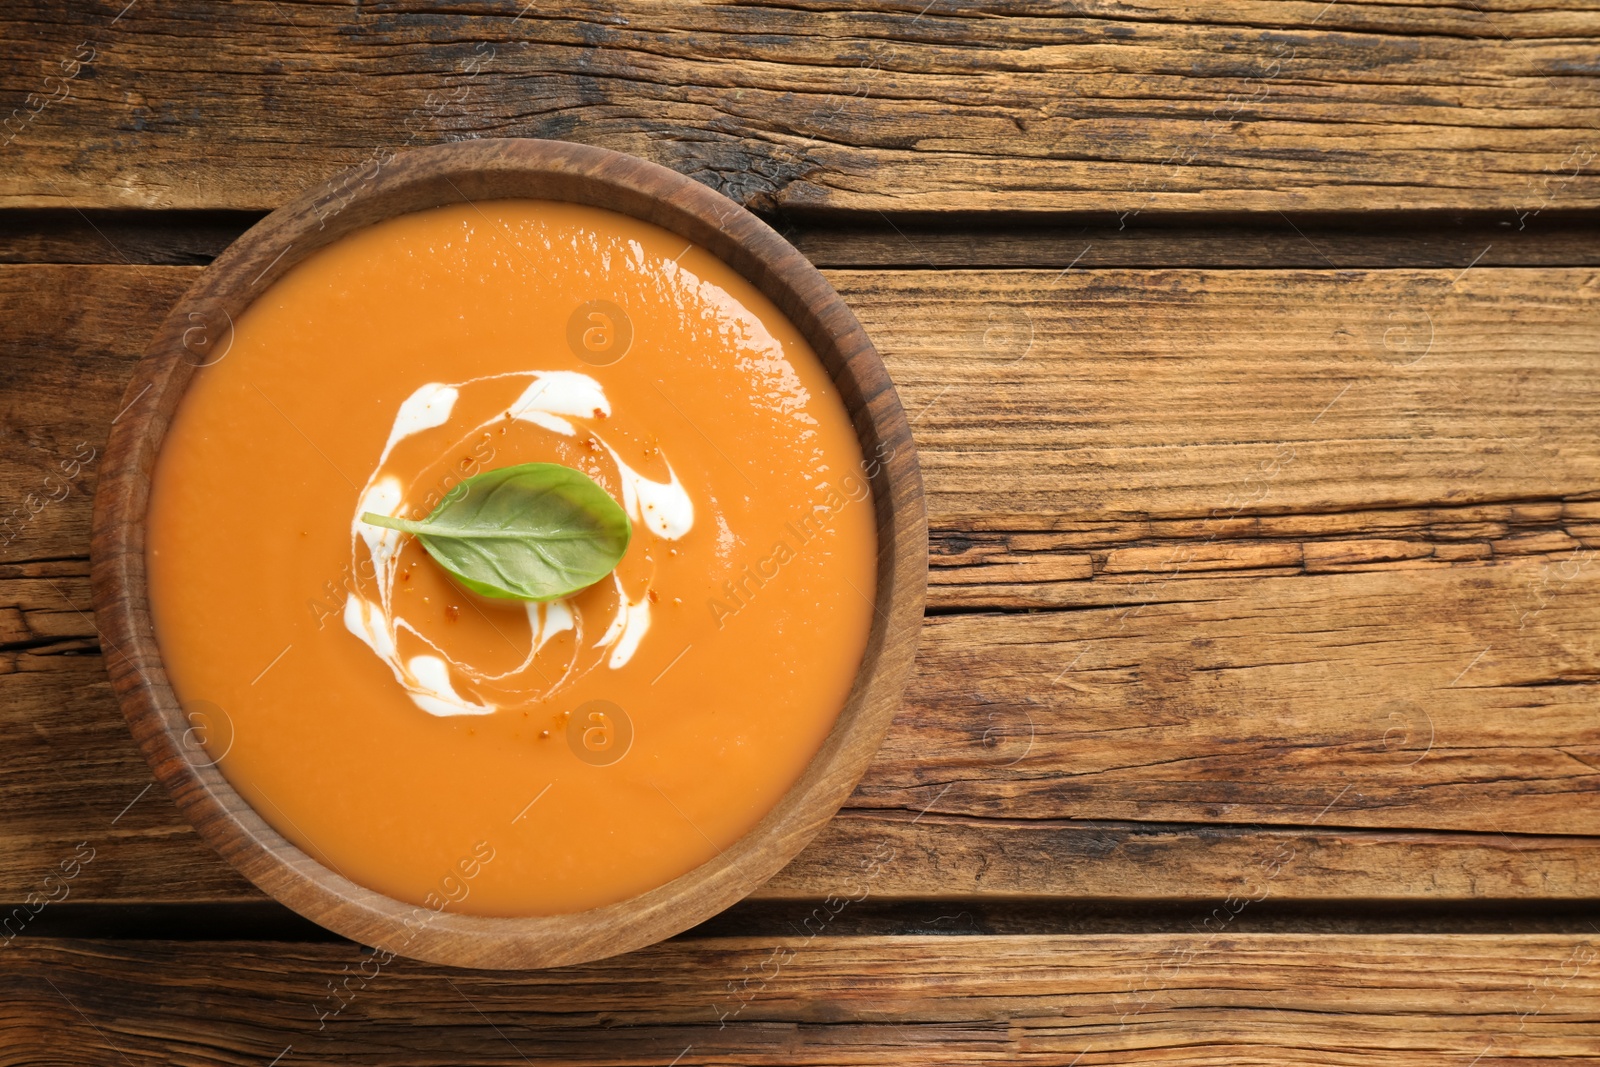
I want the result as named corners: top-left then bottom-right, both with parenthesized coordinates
top-left (607, 595), bottom-right (653, 671)
top-left (591, 574), bottom-right (653, 670)
top-left (406, 654), bottom-right (492, 718)
top-left (608, 447), bottom-right (694, 540)
top-left (342, 372), bottom-right (695, 718)
top-left (509, 372), bottom-right (610, 430)
top-left (380, 383), bottom-right (458, 464)
top-left (533, 598), bottom-right (575, 654)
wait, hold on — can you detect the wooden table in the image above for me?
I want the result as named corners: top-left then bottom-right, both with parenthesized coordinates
top-left (4, 2), bottom-right (1599, 1063)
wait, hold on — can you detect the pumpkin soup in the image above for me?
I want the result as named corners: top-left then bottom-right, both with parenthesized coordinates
top-left (145, 199), bottom-right (877, 916)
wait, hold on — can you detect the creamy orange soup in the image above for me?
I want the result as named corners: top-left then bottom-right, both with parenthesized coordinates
top-left (147, 200), bottom-right (877, 917)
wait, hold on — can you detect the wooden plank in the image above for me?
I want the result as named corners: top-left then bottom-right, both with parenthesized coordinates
top-left (13, 539), bottom-right (1600, 841)
top-left (9, 543), bottom-right (1600, 844)
top-left (3, 935), bottom-right (1598, 1064)
top-left (3, 2), bottom-right (1600, 214)
top-left (835, 266), bottom-right (1600, 523)
top-left (891, 563), bottom-right (1600, 834)
top-left (6, 639), bottom-right (1593, 908)
top-left (6, 263), bottom-right (1600, 534)
top-left (9, 551), bottom-right (1600, 895)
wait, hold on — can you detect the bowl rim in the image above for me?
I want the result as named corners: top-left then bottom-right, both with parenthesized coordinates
top-left (88, 137), bottom-right (927, 970)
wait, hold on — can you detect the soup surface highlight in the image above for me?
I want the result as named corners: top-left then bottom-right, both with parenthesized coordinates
top-left (146, 199), bottom-right (877, 917)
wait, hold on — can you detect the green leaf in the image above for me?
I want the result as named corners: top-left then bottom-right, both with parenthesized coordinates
top-left (361, 462), bottom-right (631, 601)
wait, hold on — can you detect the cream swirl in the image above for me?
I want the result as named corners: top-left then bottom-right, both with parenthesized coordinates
top-left (343, 372), bottom-right (693, 717)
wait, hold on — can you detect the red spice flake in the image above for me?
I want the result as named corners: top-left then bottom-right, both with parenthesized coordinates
top-left (400, 571), bottom-right (412, 582)
top-left (445, 604), bottom-right (460, 621)
top-left (647, 589), bottom-right (659, 603)
top-left (584, 436), bottom-right (601, 452)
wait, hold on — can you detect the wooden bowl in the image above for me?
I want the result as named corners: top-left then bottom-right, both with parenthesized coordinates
top-left (90, 139), bottom-right (926, 969)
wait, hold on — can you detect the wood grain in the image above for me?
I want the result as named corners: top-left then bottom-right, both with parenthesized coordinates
top-left (7, 261), bottom-right (1600, 536)
top-left (3, 630), bottom-right (1600, 908)
top-left (5, 0), bottom-right (1598, 1053)
top-left (840, 267), bottom-right (1600, 523)
top-left (4, 257), bottom-right (1600, 903)
top-left (4, 934), bottom-right (1598, 1064)
top-left (3, 2), bottom-right (1599, 214)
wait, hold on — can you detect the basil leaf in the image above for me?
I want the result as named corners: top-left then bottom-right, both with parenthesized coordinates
top-left (361, 462), bottom-right (631, 601)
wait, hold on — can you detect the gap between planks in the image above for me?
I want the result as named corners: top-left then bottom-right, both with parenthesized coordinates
top-left (5, 210), bottom-right (1600, 270)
